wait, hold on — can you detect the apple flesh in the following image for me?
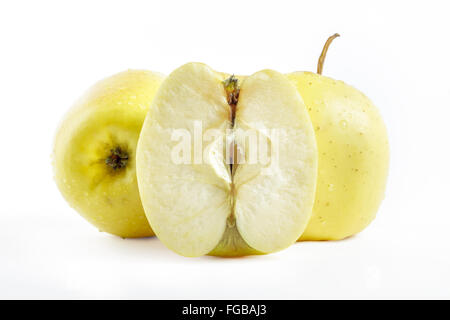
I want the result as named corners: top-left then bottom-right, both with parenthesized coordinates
top-left (287, 71), bottom-right (389, 240)
top-left (136, 63), bottom-right (318, 257)
top-left (53, 70), bottom-right (164, 238)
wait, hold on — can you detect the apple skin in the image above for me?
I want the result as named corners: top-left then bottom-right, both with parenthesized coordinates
top-left (53, 70), bottom-right (164, 238)
top-left (287, 72), bottom-right (389, 240)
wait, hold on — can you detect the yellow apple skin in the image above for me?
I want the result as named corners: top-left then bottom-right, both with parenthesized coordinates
top-left (287, 72), bottom-right (389, 240)
top-left (53, 70), bottom-right (164, 238)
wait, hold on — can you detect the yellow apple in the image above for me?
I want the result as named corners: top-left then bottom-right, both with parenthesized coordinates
top-left (53, 70), bottom-right (164, 238)
top-left (287, 34), bottom-right (389, 240)
top-left (136, 63), bottom-right (318, 257)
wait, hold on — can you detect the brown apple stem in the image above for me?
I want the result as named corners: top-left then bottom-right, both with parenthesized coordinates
top-left (317, 33), bottom-right (340, 75)
top-left (223, 75), bottom-right (239, 125)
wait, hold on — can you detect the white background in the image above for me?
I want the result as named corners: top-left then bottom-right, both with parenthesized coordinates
top-left (1, 0), bottom-right (449, 299)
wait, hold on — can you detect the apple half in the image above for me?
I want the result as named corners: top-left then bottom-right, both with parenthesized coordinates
top-left (136, 63), bottom-right (318, 257)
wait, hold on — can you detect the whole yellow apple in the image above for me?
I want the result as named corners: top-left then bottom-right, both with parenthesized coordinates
top-left (53, 70), bottom-right (164, 238)
top-left (287, 34), bottom-right (389, 240)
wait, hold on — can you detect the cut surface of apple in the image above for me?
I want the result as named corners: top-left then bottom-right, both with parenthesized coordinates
top-left (137, 63), bottom-right (317, 257)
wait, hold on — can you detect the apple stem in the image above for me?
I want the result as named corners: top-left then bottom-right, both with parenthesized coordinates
top-left (317, 33), bottom-right (340, 75)
top-left (222, 75), bottom-right (240, 124)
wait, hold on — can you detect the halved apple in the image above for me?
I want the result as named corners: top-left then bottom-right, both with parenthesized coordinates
top-left (136, 63), bottom-right (318, 257)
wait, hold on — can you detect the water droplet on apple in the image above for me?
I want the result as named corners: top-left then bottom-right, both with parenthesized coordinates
top-left (339, 120), bottom-right (348, 128)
